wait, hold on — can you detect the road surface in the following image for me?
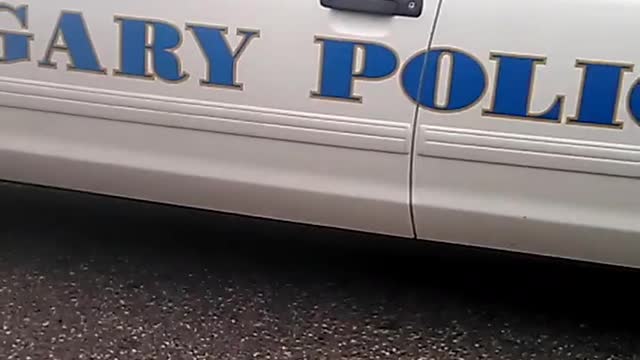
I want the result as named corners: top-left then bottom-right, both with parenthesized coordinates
top-left (0, 182), bottom-right (638, 359)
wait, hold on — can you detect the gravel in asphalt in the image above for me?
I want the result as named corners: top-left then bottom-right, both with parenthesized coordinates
top-left (0, 182), bottom-right (638, 360)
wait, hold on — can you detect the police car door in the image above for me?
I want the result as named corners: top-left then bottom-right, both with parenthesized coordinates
top-left (411, 0), bottom-right (640, 266)
top-left (0, 1), bottom-right (438, 237)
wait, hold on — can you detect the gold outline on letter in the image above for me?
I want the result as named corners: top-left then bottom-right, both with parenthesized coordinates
top-left (185, 23), bottom-right (260, 91)
top-left (310, 35), bottom-right (399, 104)
top-left (400, 46), bottom-right (488, 113)
top-left (0, 4), bottom-right (33, 64)
top-left (566, 59), bottom-right (633, 129)
top-left (113, 15), bottom-right (189, 84)
top-left (38, 11), bottom-right (107, 75)
top-left (482, 51), bottom-right (565, 124)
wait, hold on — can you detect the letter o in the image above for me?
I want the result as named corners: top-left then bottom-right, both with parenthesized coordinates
top-left (401, 47), bottom-right (487, 111)
top-left (628, 80), bottom-right (640, 125)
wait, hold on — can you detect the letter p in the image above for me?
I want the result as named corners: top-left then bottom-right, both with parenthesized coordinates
top-left (312, 38), bottom-right (397, 102)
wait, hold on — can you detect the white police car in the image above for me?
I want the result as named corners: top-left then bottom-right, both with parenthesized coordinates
top-left (1, 0), bottom-right (639, 268)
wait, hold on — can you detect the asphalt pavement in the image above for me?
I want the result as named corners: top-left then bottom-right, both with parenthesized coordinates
top-left (0, 181), bottom-right (638, 360)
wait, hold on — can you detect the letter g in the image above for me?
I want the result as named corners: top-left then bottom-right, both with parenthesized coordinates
top-left (0, 4), bottom-right (32, 63)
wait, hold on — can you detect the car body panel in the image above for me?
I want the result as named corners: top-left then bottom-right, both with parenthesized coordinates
top-left (1, 0), bottom-right (639, 268)
top-left (0, 0), bottom-right (439, 237)
top-left (412, 0), bottom-right (640, 267)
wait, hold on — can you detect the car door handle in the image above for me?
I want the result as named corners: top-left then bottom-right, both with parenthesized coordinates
top-left (320, 0), bottom-right (423, 17)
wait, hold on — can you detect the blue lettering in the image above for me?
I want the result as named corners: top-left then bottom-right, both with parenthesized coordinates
top-left (402, 48), bottom-right (486, 111)
top-left (187, 25), bottom-right (259, 89)
top-left (312, 38), bottom-right (397, 101)
top-left (569, 61), bottom-right (632, 127)
top-left (627, 80), bottom-right (640, 126)
top-left (484, 54), bottom-right (563, 121)
top-left (39, 12), bottom-right (104, 73)
top-left (0, 4), bottom-right (32, 63)
top-left (114, 17), bottom-right (187, 82)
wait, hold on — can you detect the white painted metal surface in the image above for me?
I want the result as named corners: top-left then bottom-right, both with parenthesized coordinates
top-left (1, 0), bottom-right (639, 268)
top-left (413, 0), bottom-right (640, 267)
top-left (0, 0), bottom-right (439, 237)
